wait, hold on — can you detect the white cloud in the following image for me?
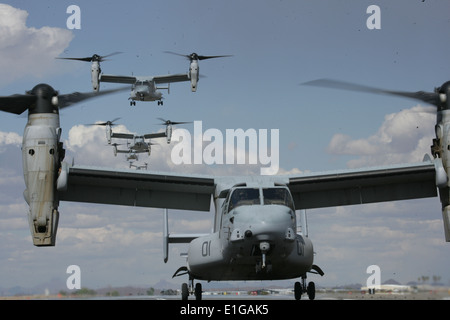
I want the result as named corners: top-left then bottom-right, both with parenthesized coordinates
top-left (65, 124), bottom-right (131, 168)
top-left (64, 122), bottom-right (273, 176)
top-left (327, 105), bottom-right (436, 168)
top-left (0, 4), bottom-right (73, 85)
top-left (0, 131), bottom-right (22, 146)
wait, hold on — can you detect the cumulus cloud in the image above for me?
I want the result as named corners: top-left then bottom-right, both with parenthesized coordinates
top-left (327, 105), bottom-right (436, 168)
top-left (0, 131), bottom-right (22, 146)
top-left (0, 4), bottom-right (73, 85)
top-left (65, 123), bottom-right (133, 168)
top-left (64, 122), bottom-right (278, 176)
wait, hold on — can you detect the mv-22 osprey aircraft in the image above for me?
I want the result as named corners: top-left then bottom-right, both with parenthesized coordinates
top-left (99, 52), bottom-right (232, 106)
top-left (57, 52), bottom-right (231, 106)
top-left (1, 79), bottom-right (450, 300)
top-left (91, 118), bottom-right (191, 160)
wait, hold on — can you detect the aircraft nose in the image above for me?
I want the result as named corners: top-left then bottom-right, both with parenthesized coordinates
top-left (230, 205), bottom-right (295, 242)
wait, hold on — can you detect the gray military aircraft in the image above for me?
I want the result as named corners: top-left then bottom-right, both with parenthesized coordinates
top-left (129, 161), bottom-right (148, 170)
top-left (56, 52), bottom-right (122, 92)
top-left (100, 52), bottom-right (231, 106)
top-left (1, 80), bottom-right (450, 300)
top-left (99, 73), bottom-right (188, 106)
top-left (90, 118), bottom-right (190, 161)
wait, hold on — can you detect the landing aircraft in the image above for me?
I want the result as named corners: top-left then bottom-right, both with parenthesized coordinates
top-left (100, 52), bottom-right (232, 106)
top-left (129, 161), bottom-right (148, 170)
top-left (99, 73), bottom-right (190, 106)
top-left (90, 118), bottom-right (189, 160)
top-left (1, 80), bottom-right (450, 300)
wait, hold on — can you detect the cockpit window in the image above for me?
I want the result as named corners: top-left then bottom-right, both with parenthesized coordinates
top-left (263, 188), bottom-right (294, 210)
top-left (228, 188), bottom-right (260, 212)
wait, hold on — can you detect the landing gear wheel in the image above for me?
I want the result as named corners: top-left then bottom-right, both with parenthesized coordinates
top-left (307, 281), bottom-right (315, 300)
top-left (195, 283), bottom-right (202, 300)
top-left (294, 281), bottom-right (302, 300)
top-left (181, 283), bottom-right (189, 300)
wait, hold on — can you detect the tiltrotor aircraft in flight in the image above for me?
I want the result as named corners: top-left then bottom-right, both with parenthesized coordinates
top-left (99, 52), bottom-right (232, 106)
top-left (57, 51), bottom-right (231, 105)
top-left (90, 117), bottom-right (190, 160)
top-left (0, 79), bottom-right (449, 300)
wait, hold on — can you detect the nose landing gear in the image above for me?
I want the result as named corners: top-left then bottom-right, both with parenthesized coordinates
top-left (295, 277), bottom-right (315, 300)
top-left (173, 266), bottom-right (202, 300)
top-left (181, 280), bottom-right (202, 301)
top-left (295, 265), bottom-right (324, 300)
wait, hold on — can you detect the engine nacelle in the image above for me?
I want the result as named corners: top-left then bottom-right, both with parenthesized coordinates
top-left (166, 124), bottom-right (173, 144)
top-left (189, 60), bottom-right (199, 92)
top-left (22, 114), bottom-right (62, 246)
top-left (91, 61), bottom-right (100, 92)
top-left (106, 124), bottom-right (112, 144)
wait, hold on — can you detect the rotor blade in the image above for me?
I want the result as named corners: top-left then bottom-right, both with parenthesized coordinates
top-left (164, 51), bottom-right (232, 61)
top-left (157, 118), bottom-right (192, 125)
top-left (58, 86), bottom-right (128, 109)
top-left (170, 121), bottom-right (192, 125)
top-left (87, 117), bottom-right (121, 126)
top-left (197, 55), bottom-right (232, 60)
top-left (101, 52), bottom-right (123, 59)
top-left (303, 79), bottom-right (441, 107)
top-left (56, 52), bottom-right (122, 62)
top-left (98, 52), bottom-right (123, 62)
top-left (164, 51), bottom-right (190, 60)
top-left (0, 94), bottom-right (37, 115)
top-left (55, 57), bottom-right (93, 62)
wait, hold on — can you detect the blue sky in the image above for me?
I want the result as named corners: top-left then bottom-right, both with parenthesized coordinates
top-left (0, 0), bottom-right (450, 292)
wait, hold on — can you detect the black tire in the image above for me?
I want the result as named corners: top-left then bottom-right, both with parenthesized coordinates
top-left (195, 283), bottom-right (202, 300)
top-left (181, 283), bottom-right (189, 300)
top-left (294, 281), bottom-right (302, 300)
top-left (307, 282), bottom-right (315, 300)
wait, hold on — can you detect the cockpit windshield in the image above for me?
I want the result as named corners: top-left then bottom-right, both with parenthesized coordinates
top-left (262, 188), bottom-right (295, 211)
top-left (228, 188), bottom-right (260, 212)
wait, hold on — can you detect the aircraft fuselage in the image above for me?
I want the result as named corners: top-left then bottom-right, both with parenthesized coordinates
top-left (185, 186), bottom-right (314, 281)
top-left (130, 81), bottom-right (162, 102)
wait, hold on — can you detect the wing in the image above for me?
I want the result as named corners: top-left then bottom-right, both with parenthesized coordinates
top-left (287, 161), bottom-right (439, 210)
top-left (111, 132), bottom-right (135, 139)
top-left (116, 149), bottom-right (132, 154)
top-left (57, 160), bottom-right (441, 213)
top-left (153, 73), bottom-right (190, 84)
top-left (58, 164), bottom-right (215, 211)
top-left (100, 74), bottom-right (137, 84)
top-left (143, 132), bottom-right (166, 139)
